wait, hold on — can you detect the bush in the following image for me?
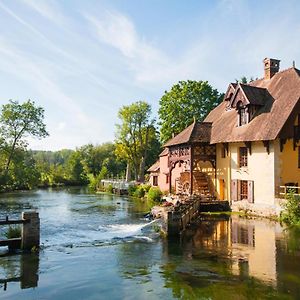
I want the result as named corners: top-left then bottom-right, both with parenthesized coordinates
top-left (105, 184), bottom-right (113, 194)
top-left (133, 185), bottom-right (146, 198)
top-left (5, 225), bottom-right (21, 239)
top-left (281, 193), bottom-right (300, 225)
top-left (147, 187), bottom-right (162, 202)
top-left (141, 184), bottom-right (151, 193)
top-left (128, 184), bottom-right (137, 196)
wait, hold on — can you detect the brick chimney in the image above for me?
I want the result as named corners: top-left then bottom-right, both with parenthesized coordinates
top-left (263, 58), bottom-right (280, 80)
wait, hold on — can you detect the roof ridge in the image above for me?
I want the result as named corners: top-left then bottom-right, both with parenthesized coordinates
top-left (249, 67), bottom-right (298, 86)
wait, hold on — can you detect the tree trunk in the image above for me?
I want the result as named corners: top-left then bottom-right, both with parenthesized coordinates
top-left (138, 157), bottom-right (146, 183)
top-left (3, 139), bottom-right (17, 178)
top-left (125, 162), bottom-right (131, 182)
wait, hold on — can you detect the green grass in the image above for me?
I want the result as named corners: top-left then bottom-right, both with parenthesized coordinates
top-left (5, 225), bottom-right (21, 239)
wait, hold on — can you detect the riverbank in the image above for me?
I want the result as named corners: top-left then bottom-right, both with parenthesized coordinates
top-left (1, 188), bottom-right (300, 299)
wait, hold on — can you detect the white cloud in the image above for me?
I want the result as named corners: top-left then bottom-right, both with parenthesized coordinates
top-left (20, 0), bottom-right (64, 24)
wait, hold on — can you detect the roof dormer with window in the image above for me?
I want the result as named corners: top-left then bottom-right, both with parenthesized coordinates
top-left (223, 83), bottom-right (267, 126)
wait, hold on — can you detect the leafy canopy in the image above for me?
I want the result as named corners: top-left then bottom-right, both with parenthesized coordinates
top-left (115, 101), bottom-right (159, 181)
top-left (0, 99), bottom-right (48, 145)
top-left (158, 80), bottom-right (223, 143)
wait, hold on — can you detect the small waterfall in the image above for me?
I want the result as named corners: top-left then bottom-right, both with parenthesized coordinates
top-left (98, 219), bottom-right (157, 240)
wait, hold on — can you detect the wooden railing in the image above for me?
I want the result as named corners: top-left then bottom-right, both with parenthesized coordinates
top-left (279, 185), bottom-right (300, 197)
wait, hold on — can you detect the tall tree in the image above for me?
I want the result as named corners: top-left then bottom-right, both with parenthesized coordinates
top-left (158, 80), bottom-right (223, 143)
top-left (0, 100), bottom-right (48, 178)
top-left (115, 101), bottom-right (158, 182)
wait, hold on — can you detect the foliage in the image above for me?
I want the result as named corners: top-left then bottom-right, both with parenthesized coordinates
top-left (147, 187), bottom-right (162, 202)
top-left (80, 143), bottom-right (126, 177)
top-left (5, 225), bottom-right (21, 239)
top-left (132, 184), bottom-right (152, 198)
top-left (133, 185), bottom-right (145, 198)
top-left (115, 101), bottom-right (160, 182)
top-left (128, 184), bottom-right (137, 197)
top-left (88, 166), bottom-right (109, 191)
top-left (235, 76), bottom-right (256, 84)
top-left (66, 151), bottom-right (88, 185)
top-left (281, 193), bottom-right (300, 226)
top-left (105, 184), bottom-right (113, 194)
top-left (158, 80), bottom-right (223, 143)
top-left (0, 100), bottom-right (48, 178)
top-left (0, 100), bottom-right (127, 192)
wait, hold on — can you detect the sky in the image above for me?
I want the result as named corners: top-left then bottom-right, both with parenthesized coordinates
top-left (0, 0), bottom-right (299, 150)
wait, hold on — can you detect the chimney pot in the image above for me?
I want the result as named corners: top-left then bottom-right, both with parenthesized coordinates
top-left (263, 58), bottom-right (280, 80)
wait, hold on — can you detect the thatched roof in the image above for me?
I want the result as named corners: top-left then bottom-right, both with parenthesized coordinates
top-left (205, 67), bottom-right (300, 143)
top-left (163, 121), bottom-right (212, 147)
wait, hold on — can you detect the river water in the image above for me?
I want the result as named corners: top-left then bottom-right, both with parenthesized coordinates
top-left (0, 188), bottom-right (299, 299)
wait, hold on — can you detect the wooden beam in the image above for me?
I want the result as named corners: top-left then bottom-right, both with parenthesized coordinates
top-left (169, 168), bottom-right (172, 194)
top-left (0, 238), bottom-right (21, 247)
top-left (280, 138), bottom-right (287, 152)
top-left (245, 141), bottom-right (252, 155)
top-left (190, 146), bottom-right (193, 195)
top-left (0, 219), bottom-right (29, 225)
top-left (222, 143), bottom-right (229, 156)
top-left (263, 140), bottom-right (270, 155)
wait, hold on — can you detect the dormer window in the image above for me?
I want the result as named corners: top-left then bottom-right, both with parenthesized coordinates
top-left (239, 107), bottom-right (248, 126)
top-left (237, 101), bottom-right (248, 126)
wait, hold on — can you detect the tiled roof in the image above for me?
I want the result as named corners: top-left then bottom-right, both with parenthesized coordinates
top-left (205, 67), bottom-right (300, 143)
top-left (163, 121), bottom-right (212, 147)
top-left (147, 160), bottom-right (160, 172)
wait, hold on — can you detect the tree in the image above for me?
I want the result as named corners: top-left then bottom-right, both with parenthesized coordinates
top-left (0, 100), bottom-right (48, 178)
top-left (235, 76), bottom-right (256, 84)
top-left (66, 151), bottom-right (88, 185)
top-left (158, 80), bottom-right (223, 143)
top-left (115, 101), bottom-right (158, 182)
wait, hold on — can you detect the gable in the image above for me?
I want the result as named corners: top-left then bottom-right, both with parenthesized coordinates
top-left (205, 68), bottom-right (300, 143)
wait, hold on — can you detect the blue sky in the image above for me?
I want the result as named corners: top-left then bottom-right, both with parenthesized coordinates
top-left (0, 0), bottom-right (299, 150)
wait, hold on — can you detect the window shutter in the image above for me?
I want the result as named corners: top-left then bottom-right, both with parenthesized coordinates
top-left (231, 179), bottom-right (238, 201)
top-left (237, 180), bottom-right (241, 201)
top-left (247, 180), bottom-right (254, 203)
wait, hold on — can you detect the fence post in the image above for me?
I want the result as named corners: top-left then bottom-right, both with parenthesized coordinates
top-left (21, 211), bottom-right (40, 250)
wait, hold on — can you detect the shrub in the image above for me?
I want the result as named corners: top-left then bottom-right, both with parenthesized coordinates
top-left (128, 184), bottom-right (137, 196)
top-left (281, 193), bottom-right (300, 225)
top-left (5, 225), bottom-right (21, 239)
top-left (147, 187), bottom-right (162, 202)
top-left (105, 184), bottom-right (113, 194)
top-left (134, 185), bottom-right (146, 198)
top-left (141, 184), bottom-right (151, 193)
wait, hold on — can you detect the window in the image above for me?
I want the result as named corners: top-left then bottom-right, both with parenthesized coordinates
top-left (239, 147), bottom-right (248, 167)
top-left (239, 107), bottom-right (248, 126)
top-left (166, 175), bottom-right (169, 184)
top-left (153, 176), bottom-right (158, 186)
top-left (240, 180), bottom-right (248, 200)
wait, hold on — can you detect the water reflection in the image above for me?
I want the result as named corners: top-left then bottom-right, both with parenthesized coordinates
top-left (0, 253), bottom-right (39, 291)
top-left (161, 214), bottom-right (300, 299)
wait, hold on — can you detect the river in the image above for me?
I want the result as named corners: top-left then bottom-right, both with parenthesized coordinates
top-left (0, 188), bottom-right (299, 299)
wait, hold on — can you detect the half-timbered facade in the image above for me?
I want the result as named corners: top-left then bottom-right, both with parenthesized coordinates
top-left (149, 58), bottom-right (300, 215)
